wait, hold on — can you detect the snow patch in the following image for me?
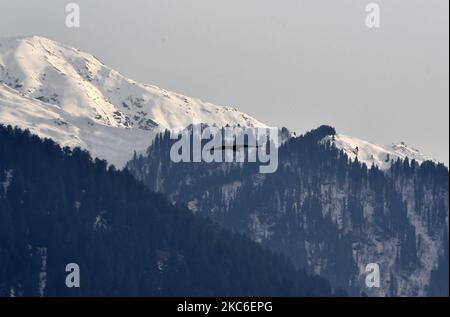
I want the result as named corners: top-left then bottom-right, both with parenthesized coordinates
top-left (37, 247), bottom-right (47, 297)
top-left (0, 169), bottom-right (13, 195)
top-left (323, 134), bottom-right (438, 170)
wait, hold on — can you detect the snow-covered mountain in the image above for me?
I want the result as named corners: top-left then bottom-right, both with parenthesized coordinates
top-left (0, 36), bottom-right (267, 167)
top-left (0, 36), bottom-right (437, 170)
top-left (322, 134), bottom-right (436, 170)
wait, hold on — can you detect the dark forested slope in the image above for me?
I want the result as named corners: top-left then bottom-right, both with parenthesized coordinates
top-left (127, 126), bottom-right (449, 296)
top-left (0, 125), bottom-right (335, 297)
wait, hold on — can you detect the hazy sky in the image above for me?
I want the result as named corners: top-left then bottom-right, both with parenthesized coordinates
top-left (0, 0), bottom-right (448, 164)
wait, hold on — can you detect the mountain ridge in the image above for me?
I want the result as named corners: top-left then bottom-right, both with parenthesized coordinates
top-left (126, 126), bottom-right (449, 296)
top-left (322, 133), bottom-right (437, 170)
top-left (0, 35), bottom-right (267, 167)
top-left (0, 124), bottom-right (338, 296)
top-left (0, 35), bottom-right (439, 170)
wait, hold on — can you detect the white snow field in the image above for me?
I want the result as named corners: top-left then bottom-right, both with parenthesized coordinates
top-left (0, 36), bottom-right (267, 167)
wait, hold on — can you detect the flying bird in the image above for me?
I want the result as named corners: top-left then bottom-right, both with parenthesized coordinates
top-left (210, 144), bottom-right (260, 153)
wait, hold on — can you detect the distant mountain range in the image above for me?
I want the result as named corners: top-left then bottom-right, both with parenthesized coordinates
top-left (0, 36), bottom-right (438, 169)
top-left (0, 36), bottom-right (447, 297)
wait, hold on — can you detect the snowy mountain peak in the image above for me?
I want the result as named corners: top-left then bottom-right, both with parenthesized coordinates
top-left (0, 36), bottom-right (437, 170)
top-left (1, 36), bottom-right (267, 130)
top-left (0, 36), bottom-right (267, 167)
top-left (322, 134), bottom-right (436, 170)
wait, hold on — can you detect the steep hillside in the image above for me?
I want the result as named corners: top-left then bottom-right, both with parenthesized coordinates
top-left (127, 126), bottom-right (449, 296)
top-left (0, 124), bottom-right (337, 297)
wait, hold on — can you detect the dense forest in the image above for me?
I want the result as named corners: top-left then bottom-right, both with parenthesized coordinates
top-left (0, 124), bottom-right (338, 297)
top-left (128, 125), bottom-right (449, 296)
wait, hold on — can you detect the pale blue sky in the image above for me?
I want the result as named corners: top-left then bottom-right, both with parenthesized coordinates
top-left (0, 0), bottom-right (448, 164)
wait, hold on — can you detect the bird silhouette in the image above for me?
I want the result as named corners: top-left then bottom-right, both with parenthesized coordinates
top-left (210, 144), bottom-right (260, 153)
